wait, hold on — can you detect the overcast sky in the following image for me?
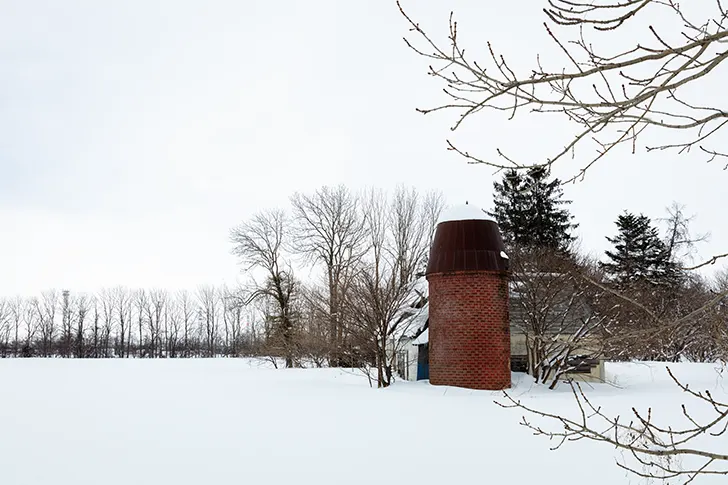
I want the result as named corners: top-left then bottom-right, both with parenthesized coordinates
top-left (1, 0), bottom-right (726, 296)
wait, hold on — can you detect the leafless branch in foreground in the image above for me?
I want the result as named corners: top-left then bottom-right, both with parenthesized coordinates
top-left (398, 0), bottom-right (728, 183)
top-left (683, 252), bottom-right (728, 271)
top-left (498, 366), bottom-right (728, 484)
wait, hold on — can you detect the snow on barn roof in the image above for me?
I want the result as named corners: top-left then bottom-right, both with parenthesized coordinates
top-left (436, 203), bottom-right (495, 225)
top-left (411, 327), bottom-right (428, 346)
top-left (391, 278), bottom-right (427, 319)
top-left (390, 276), bottom-right (429, 341)
top-left (392, 302), bottom-right (429, 341)
top-left (409, 275), bottom-right (428, 300)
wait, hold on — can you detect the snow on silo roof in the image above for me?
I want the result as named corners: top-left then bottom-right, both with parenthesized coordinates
top-left (437, 204), bottom-right (495, 224)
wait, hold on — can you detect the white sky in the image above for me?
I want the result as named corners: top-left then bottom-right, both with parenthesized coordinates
top-left (1, 0), bottom-right (726, 296)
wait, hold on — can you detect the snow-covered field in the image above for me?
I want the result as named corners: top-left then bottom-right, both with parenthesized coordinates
top-left (1, 359), bottom-right (726, 485)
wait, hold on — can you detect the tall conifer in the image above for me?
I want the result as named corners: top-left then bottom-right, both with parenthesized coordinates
top-left (488, 167), bottom-right (577, 252)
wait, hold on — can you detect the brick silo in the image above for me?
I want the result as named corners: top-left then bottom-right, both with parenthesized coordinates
top-left (425, 205), bottom-right (511, 390)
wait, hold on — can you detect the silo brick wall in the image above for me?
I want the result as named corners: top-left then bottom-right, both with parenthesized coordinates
top-left (427, 270), bottom-right (511, 390)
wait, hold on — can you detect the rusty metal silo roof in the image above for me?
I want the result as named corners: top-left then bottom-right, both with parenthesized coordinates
top-left (426, 218), bottom-right (509, 274)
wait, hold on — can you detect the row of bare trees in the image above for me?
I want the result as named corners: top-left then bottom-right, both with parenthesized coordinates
top-left (230, 184), bottom-right (444, 385)
top-left (0, 286), bottom-right (255, 359)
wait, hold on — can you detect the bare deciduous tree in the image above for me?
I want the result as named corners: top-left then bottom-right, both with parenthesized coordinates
top-left (75, 294), bottom-right (90, 358)
top-left (231, 209), bottom-right (300, 367)
top-left (346, 188), bottom-right (442, 387)
top-left (659, 202), bottom-right (711, 268)
top-left (36, 290), bottom-right (58, 357)
top-left (99, 289), bottom-right (114, 357)
top-left (717, 267), bottom-right (728, 290)
top-left (510, 249), bottom-right (609, 388)
top-left (90, 297), bottom-right (100, 358)
top-left (706, 268), bottom-right (728, 358)
top-left (0, 298), bottom-right (10, 357)
top-left (178, 290), bottom-right (194, 357)
top-left (134, 289), bottom-right (148, 357)
top-left (389, 186), bottom-right (445, 285)
top-left (10, 297), bottom-right (23, 357)
top-left (220, 286), bottom-right (247, 357)
top-left (290, 185), bottom-right (368, 366)
top-left (197, 285), bottom-right (219, 357)
top-left (61, 290), bottom-right (72, 357)
top-left (297, 284), bottom-right (335, 367)
top-left (165, 298), bottom-right (181, 358)
top-left (23, 298), bottom-right (40, 356)
top-left (113, 287), bottom-right (133, 358)
top-left (145, 289), bottom-right (168, 358)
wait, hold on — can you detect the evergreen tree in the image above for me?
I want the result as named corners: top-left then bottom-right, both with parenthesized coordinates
top-left (601, 211), bottom-right (680, 288)
top-left (488, 166), bottom-right (577, 251)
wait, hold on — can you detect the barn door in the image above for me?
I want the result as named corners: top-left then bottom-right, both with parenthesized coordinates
top-left (417, 344), bottom-right (429, 381)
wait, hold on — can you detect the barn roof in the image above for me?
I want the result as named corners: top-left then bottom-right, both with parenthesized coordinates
top-left (390, 277), bottom-right (430, 341)
top-left (411, 328), bottom-right (429, 345)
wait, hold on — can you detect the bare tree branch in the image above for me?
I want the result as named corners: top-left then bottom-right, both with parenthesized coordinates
top-left (497, 367), bottom-right (728, 484)
top-left (398, 0), bottom-right (728, 183)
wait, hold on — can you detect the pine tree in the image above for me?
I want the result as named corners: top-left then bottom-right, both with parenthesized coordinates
top-left (601, 211), bottom-right (680, 288)
top-left (488, 167), bottom-right (577, 251)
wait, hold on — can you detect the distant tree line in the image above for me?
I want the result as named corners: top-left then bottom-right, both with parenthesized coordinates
top-left (0, 285), bottom-right (257, 359)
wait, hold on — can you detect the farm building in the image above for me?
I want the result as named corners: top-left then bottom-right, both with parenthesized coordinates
top-left (392, 300), bottom-right (604, 385)
top-left (388, 278), bottom-right (429, 382)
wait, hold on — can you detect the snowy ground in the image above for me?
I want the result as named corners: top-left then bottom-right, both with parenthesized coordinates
top-left (1, 359), bottom-right (726, 485)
